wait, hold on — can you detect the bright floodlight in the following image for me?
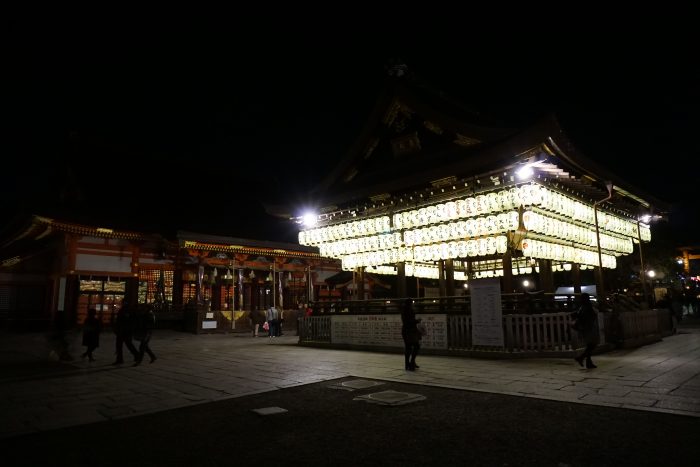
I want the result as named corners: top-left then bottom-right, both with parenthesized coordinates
top-left (640, 214), bottom-right (652, 223)
top-left (516, 165), bottom-right (534, 180)
top-left (647, 270), bottom-right (656, 278)
top-left (302, 212), bottom-right (318, 227)
top-left (522, 280), bottom-right (530, 287)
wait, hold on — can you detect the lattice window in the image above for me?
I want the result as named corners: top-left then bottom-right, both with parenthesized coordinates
top-left (182, 283), bottom-right (197, 303)
top-left (138, 269), bottom-right (174, 304)
top-left (220, 285), bottom-right (235, 309)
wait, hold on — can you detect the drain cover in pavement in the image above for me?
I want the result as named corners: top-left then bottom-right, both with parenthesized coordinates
top-left (251, 407), bottom-right (288, 416)
top-left (327, 379), bottom-right (385, 391)
top-left (353, 390), bottom-right (426, 406)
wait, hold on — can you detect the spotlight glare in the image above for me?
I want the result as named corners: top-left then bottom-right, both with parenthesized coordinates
top-left (516, 165), bottom-right (534, 180)
top-left (302, 212), bottom-right (318, 227)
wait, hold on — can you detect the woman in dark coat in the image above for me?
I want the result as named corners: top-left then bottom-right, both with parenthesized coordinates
top-left (573, 293), bottom-right (599, 369)
top-left (401, 299), bottom-right (422, 371)
top-left (250, 309), bottom-right (266, 337)
top-left (81, 308), bottom-right (101, 362)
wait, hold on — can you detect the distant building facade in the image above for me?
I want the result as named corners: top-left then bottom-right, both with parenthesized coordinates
top-left (0, 216), bottom-right (339, 329)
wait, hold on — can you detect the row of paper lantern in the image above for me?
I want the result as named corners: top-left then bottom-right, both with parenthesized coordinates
top-left (316, 209), bottom-right (633, 259)
top-left (521, 239), bottom-right (616, 268)
top-left (467, 259), bottom-right (591, 274)
top-left (363, 260), bottom-right (592, 279)
top-left (363, 264), bottom-right (469, 280)
top-left (339, 235), bottom-right (617, 270)
top-left (317, 214), bottom-right (518, 258)
top-left (299, 183), bottom-right (648, 246)
top-left (522, 211), bottom-right (633, 254)
top-left (299, 216), bottom-right (390, 245)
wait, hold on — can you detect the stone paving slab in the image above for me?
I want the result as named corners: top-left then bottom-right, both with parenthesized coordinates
top-left (0, 325), bottom-right (699, 438)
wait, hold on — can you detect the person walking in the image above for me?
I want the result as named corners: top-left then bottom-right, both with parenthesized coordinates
top-left (112, 300), bottom-right (139, 365)
top-left (573, 293), bottom-right (599, 369)
top-left (133, 306), bottom-right (157, 365)
top-left (81, 308), bottom-right (101, 362)
top-left (400, 299), bottom-right (422, 371)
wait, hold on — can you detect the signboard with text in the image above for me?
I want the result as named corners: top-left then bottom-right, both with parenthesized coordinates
top-left (330, 314), bottom-right (447, 349)
top-left (470, 278), bottom-right (504, 347)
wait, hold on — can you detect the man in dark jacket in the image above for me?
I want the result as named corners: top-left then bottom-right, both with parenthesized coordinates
top-left (134, 306), bottom-right (157, 365)
top-left (113, 301), bottom-right (139, 365)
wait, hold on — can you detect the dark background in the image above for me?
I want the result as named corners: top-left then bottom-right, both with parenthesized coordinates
top-left (5, 15), bottom-right (699, 245)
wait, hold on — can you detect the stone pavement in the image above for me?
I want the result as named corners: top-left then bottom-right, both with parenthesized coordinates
top-left (1, 324), bottom-right (699, 439)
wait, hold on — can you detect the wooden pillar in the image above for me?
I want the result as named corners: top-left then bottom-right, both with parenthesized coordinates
top-left (357, 267), bottom-right (365, 301)
top-left (130, 243), bottom-right (140, 276)
top-left (466, 260), bottom-right (474, 280)
top-left (124, 278), bottom-right (139, 306)
top-left (195, 272), bottom-right (201, 307)
top-left (572, 263), bottom-right (582, 294)
top-left (502, 252), bottom-right (513, 294)
top-left (438, 260), bottom-right (446, 297)
top-left (538, 259), bottom-right (554, 293)
top-left (445, 259), bottom-right (455, 297)
top-left (396, 262), bottom-right (406, 298)
top-left (307, 265), bottom-right (314, 303)
top-left (67, 234), bottom-right (78, 272)
top-left (211, 280), bottom-right (221, 310)
top-left (595, 267), bottom-right (605, 302)
top-left (64, 274), bottom-right (80, 326)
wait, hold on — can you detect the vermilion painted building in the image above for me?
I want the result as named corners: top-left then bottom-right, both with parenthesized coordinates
top-left (0, 215), bottom-right (340, 329)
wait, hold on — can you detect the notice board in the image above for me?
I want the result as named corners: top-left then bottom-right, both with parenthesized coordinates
top-left (330, 314), bottom-right (447, 349)
top-left (470, 278), bottom-right (504, 347)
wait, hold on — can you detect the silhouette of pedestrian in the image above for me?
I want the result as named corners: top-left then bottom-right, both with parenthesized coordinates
top-left (133, 306), bottom-right (157, 365)
top-left (401, 299), bottom-right (422, 371)
top-left (113, 300), bottom-right (139, 365)
top-left (573, 293), bottom-right (599, 369)
top-left (250, 309), bottom-right (265, 337)
top-left (81, 308), bottom-right (101, 362)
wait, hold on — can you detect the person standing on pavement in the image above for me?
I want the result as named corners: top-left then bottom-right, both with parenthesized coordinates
top-left (573, 293), bottom-right (599, 369)
top-left (266, 305), bottom-right (279, 338)
top-left (112, 300), bottom-right (139, 365)
top-left (250, 309), bottom-right (265, 337)
top-left (400, 299), bottom-right (422, 371)
top-left (81, 308), bottom-right (101, 362)
top-left (133, 305), bottom-right (157, 365)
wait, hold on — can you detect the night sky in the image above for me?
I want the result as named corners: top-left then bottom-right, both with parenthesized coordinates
top-left (5, 17), bottom-right (699, 245)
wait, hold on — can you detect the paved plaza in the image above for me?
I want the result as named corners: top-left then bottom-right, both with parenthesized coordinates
top-left (1, 323), bottom-right (699, 439)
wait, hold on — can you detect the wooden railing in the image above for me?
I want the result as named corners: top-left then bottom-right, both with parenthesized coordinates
top-left (617, 309), bottom-right (662, 347)
top-left (301, 303), bottom-right (680, 357)
top-left (299, 311), bottom-right (583, 355)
